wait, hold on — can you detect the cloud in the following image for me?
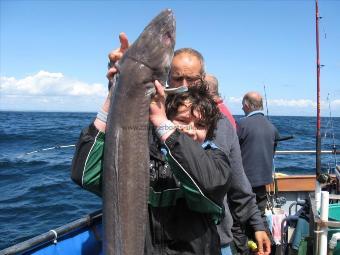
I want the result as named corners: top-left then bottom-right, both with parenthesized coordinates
top-left (0, 70), bottom-right (106, 97)
top-left (225, 96), bottom-right (340, 116)
top-left (226, 97), bottom-right (339, 109)
top-left (332, 99), bottom-right (340, 107)
top-left (1, 71), bottom-right (339, 115)
top-left (0, 71), bottom-right (108, 112)
top-left (228, 97), bottom-right (242, 103)
top-left (268, 99), bottom-right (340, 109)
top-left (268, 99), bottom-right (315, 108)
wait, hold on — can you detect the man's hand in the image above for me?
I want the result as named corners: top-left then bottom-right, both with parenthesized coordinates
top-left (149, 80), bottom-right (175, 142)
top-left (254, 230), bottom-right (271, 255)
top-left (94, 33), bottom-right (130, 132)
top-left (107, 32), bottom-right (129, 80)
top-left (149, 80), bottom-right (167, 127)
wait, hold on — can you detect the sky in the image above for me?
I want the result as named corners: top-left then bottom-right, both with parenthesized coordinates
top-left (1, 0), bottom-right (339, 116)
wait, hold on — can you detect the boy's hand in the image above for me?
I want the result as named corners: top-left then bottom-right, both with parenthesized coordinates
top-left (149, 80), bottom-right (167, 127)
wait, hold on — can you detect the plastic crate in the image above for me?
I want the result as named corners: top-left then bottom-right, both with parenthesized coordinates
top-left (328, 203), bottom-right (340, 253)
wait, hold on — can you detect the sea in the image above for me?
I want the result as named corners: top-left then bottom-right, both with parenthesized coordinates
top-left (0, 111), bottom-right (339, 250)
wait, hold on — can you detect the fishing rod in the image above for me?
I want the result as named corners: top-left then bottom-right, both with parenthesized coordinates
top-left (262, 87), bottom-right (292, 209)
top-left (325, 93), bottom-right (338, 168)
top-left (315, 0), bottom-right (322, 179)
top-left (275, 135), bottom-right (294, 142)
top-left (263, 84), bottom-right (269, 119)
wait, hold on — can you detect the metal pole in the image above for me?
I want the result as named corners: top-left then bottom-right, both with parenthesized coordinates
top-left (316, 0), bottom-right (322, 177)
top-left (319, 191), bottom-right (329, 255)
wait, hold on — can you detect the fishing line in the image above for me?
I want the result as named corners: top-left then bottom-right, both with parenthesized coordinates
top-left (324, 94), bottom-right (332, 139)
top-left (24, 144), bottom-right (75, 155)
top-left (319, 15), bottom-right (327, 39)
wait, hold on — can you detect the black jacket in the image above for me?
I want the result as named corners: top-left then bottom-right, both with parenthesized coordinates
top-left (71, 123), bottom-right (232, 254)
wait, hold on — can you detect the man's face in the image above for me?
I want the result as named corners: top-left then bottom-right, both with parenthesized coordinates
top-left (171, 101), bottom-right (208, 144)
top-left (169, 53), bottom-right (203, 88)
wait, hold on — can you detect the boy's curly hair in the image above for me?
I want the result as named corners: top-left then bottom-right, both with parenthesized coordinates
top-left (165, 82), bottom-right (221, 140)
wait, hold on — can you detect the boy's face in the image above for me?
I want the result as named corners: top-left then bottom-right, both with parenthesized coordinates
top-left (170, 100), bottom-right (208, 143)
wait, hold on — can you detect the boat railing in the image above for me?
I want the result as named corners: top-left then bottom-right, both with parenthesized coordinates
top-left (276, 150), bottom-right (339, 155)
top-left (314, 194), bottom-right (340, 228)
top-left (0, 210), bottom-right (102, 255)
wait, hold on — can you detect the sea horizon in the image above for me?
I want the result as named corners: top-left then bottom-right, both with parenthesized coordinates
top-left (1, 109), bottom-right (339, 118)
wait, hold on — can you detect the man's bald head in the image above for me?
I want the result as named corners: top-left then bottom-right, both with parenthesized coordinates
top-left (173, 48), bottom-right (205, 74)
top-left (242, 91), bottom-right (263, 115)
top-left (204, 74), bottom-right (221, 102)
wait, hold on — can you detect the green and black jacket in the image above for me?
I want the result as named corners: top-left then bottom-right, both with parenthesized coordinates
top-left (71, 123), bottom-right (232, 255)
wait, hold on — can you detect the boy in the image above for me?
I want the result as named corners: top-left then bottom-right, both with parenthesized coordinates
top-left (71, 80), bottom-right (231, 254)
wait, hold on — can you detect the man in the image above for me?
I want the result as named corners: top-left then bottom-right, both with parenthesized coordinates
top-left (205, 74), bottom-right (270, 254)
top-left (95, 33), bottom-right (270, 255)
top-left (235, 91), bottom-right (280, 254)
top-left (205, 74), bottom-right (236, 129)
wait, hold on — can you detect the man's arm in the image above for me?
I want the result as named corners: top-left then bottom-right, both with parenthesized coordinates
top-left (71, 33), bottom-right (130, 192)
top-left (162, 130), bottom-right (231, 224)
top-left (217, 120), bottom-right (263, 227)
top-left (165, 130), bottom-right (231, 205)
top-left (95, 32), bottom-right (130, 132)
top-left (228, 131), bottom-right (270, 254)
top-left (227, 148), bottom-right (264, 229)
top-left (71, 123), bottom-right (105, 196)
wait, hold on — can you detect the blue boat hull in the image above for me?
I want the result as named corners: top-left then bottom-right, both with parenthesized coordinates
top-left (1, 211), bottom-right (103, 255)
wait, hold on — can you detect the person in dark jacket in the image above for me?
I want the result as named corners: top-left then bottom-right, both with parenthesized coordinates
top-left (204, 75), bottom-right (270, 254)
top-left (238, 91), bottom-right (279, 188)
top-left (101, 34), bottom-right (271, 255)
top-left (234, 91), bottom-right (280, 254)
top-left (72, 82), bottom-right (232, 254)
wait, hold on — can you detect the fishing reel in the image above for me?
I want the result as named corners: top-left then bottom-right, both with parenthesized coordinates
top-left (274, 196), bottom-right (287, 208)
top-left (317, 173), bottom-right (331, 184)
